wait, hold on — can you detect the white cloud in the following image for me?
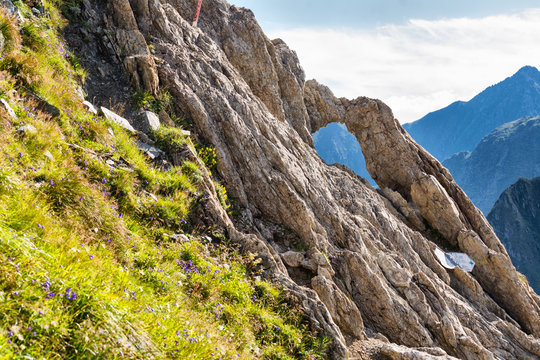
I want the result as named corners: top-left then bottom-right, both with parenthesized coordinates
top-left (268, 9), bottom-right (540, 123)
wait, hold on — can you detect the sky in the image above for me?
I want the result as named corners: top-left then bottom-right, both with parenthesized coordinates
top-left (227, 0), bottom-right (540, 123)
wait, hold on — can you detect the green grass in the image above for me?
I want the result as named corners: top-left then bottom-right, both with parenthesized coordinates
top-left (132, 89), bottom-right (174, 114)
top-left (0, 1), bottom-right (328, 359)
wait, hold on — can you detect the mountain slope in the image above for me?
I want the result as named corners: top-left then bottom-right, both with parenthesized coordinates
top-left (488, 177), bottom-right (540, 292)
top-left (403, 66), bottom-right (540, 160)
top-left (0, 2), bottom-right (328, 359)
top-left (443, 116), bottom-right (540, 213)
top-left (76, 0), bottom-right (540, 357)
top-left (1, 0), bottom-right (539, 359)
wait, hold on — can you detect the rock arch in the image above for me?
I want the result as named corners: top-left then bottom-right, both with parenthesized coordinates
top-left (304, 79), bottom-right (540, 336)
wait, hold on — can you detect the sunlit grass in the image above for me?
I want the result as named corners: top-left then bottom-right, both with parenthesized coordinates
top-left (0, 1), bottom-right (329, 359)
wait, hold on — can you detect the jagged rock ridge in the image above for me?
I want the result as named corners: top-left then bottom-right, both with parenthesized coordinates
top-left (76, 0), bottom-right (540, 358)
top-left (488, 177), bottom-right (540, 293)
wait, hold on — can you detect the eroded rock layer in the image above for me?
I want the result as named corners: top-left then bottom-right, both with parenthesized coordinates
top-left (85, 0), bottom-right (540, 358)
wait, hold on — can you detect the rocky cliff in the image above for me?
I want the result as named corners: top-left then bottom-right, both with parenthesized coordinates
top-left (404, 66), bottom-right (540, 161)
top-left (73, 0), bottom-right (540, 358)
top-left (488, 177), bottom-right (540, 293)
top-left (443, 116), bottom-right (540, 214)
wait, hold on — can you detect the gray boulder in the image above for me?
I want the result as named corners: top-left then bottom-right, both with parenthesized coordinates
top-left (100, 106), bottom-right (136, 133)
top-left (82, 100), bottom-right (98, 114)
top-left (137, 110), bottom-right (160, 134)
top-left (135, 140), bottom-right (165, 160)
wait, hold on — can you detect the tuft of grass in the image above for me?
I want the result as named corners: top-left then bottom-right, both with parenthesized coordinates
top-left (21, 22), bottom-right (47, 51)
top-left (0, 9), bottom-right (21, 52)
top-left (152, 126), bottom-right (189, 153)
top-left (133, 89), bottom-right (174, 114)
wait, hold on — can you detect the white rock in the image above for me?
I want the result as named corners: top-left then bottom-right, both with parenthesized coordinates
top-left (1, 98), bottom-right (17, 119)
top-left (138, 111), bottom-right (161, 133)
top-left (83, 100), bottom-right (98, 114)
top-left (43, 150), bottom-right (54, 162)
top-left (100, 106), bottom-right (136, 133)
top-left (135, 141), bottom-right (165, 160)
top-left (17, 124), bottom-right (37, 134)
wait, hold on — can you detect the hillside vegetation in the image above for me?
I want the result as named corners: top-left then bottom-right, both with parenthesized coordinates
top-left (0, 1), bottom-right (327, 359)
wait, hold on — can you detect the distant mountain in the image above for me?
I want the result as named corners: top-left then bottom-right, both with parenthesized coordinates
top-left (313, 123), bottom-right (375, 185)
top-left (487, 177), bottom-right (540, 292)
top-left (443, 116), bottom-right (540, 214)
top-left (404, 66), bottom-right (540, 161)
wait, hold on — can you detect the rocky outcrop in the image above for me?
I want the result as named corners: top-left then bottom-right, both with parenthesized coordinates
top-left (106, 0), bottom-right (159, 95)
top-left (304, 81), bottom-right (540, 335)
top-left (79, 0), bottom-right (540, 358)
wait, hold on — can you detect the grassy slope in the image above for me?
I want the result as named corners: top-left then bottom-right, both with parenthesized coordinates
top-left (0, 2), bottom-right (327, 359)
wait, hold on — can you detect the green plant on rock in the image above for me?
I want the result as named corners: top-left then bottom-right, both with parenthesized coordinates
top-left (132, 89), bottom-right (154, 110)
top-left (151, 126), bottom-right (188, 153)
top-left (132, 89), bottom-right (174, 114)
top-left (214, 181), bottom-right (230, 211)
top-left (197, 146), bottom-right (218, 172)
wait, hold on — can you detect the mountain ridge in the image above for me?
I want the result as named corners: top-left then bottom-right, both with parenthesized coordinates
top-left (443, 115), bottom-right (540, 214)
top-left (488, 177), bottom-right (540, 292)
top-left (403, 65), bottom-right (540, 161)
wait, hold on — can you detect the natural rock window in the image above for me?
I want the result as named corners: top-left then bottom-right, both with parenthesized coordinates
top-left (312, 123), bottom-right (376, 185)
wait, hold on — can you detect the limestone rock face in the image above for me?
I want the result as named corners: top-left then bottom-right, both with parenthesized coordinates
top-left (98, 0), bottom-right (540, 358)
top-left (311, 274), bottom-right (364, 339)
top-left (106, 0), bottom-right (159, 95)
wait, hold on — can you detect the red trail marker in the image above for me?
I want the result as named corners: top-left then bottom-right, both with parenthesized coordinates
top-left (193, 0), bottom-right (203, 27)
